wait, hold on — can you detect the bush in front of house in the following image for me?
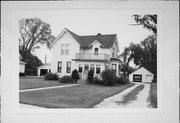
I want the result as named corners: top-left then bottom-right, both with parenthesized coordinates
top-left (92, 77), bottom-right (103, 85)
top-left (44, 73), bottom-right (59, 80)
top-left (86, 70), bottom-right (94, 84)
top-left (60, 76), bottom-right (74, 83)
top-left (116, 76), bottom-right (130, 85)
top-left (71, 69), bottom-right (80, 83)
top-left (101, 69), bottom-right (117, 86)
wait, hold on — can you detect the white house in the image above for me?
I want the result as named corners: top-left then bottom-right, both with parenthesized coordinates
top-left (129, 67), bottom-right (154, 83)
top-left (19, 54), bottom-right (26, 73)
top-left (49, 28), bottom-right (123, 79)
top-left (37, 63), bottom-right (51, 76)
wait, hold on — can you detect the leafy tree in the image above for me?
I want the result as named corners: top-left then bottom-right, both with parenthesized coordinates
top-left (23, 53), bottom-right (43, 76)
top-left (19, 18), bottom-right (55, 60)
top-left (131, 35), bottom-right (157, 77)
top-left (132, 14), bottom-right (157, 34)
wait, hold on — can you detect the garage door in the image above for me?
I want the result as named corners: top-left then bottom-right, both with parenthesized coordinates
top-left (133, 74), bottom-right (142, 82)
top-left (40, 69), bottom-right (48, 76)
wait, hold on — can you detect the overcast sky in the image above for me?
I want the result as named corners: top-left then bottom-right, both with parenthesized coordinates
top-left (17, 9), bottom-right (154, 65)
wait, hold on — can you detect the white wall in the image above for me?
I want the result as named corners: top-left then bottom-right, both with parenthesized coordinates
top-left (51, 31), bottom-right (80, 77)
top-left (19, 64), bottom-right (25, 73)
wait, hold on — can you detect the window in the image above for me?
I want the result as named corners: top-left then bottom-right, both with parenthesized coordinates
top-left (112, 48), bottom-right (115, 57)
top-left (96, 64), bottom-right (101, 74)
top-left (112, 64), bottom-right (117, 74)
top-left (78, 64), bottom-right (83, 73)
top-left (90, 64), bottom-right (95, 73)
top-left (61, 44), bottom-right (70, 55)
top-left (57, 62), bottom-right (62, 73)
top-left (66, 62), bottom-right (71, 73)
top-left (105, 64), bottom-right (109, 70)
top-left (94, 48), bottom-right (98, 55)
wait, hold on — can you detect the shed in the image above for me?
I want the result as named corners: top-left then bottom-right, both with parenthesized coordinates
top-left (37, 63), bottom-right (51, 76)
top-left (129, 67), bottom-right (154, 83)
top-left (19, 61), bottom-right (26, 73)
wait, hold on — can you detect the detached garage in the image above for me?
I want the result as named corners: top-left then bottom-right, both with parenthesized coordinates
top-left (129, 67), bottom-right (154, 83)
top-left (37, 63), bottom-right (51, 76)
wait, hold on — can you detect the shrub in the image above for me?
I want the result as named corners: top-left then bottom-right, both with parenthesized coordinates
top-left (101, 69), bottom-right (117, 85)
top-left (19, 72), bottom-right (26, 76)
top-left (60, 76), bottom-right (74, 83)
top-left (92, 77), bottom-right (103, 85)
top-left (44, 73), bottom-right (59, 80)
top-left (71, 69), bottom-right (80, 83)
top-left (116, 76), bottom-right (130, 85)
top-left (86, 70), bottom-right (94, 84)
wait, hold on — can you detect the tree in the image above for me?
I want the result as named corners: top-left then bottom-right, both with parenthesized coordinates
top-left (132, 14), bottom-right (157, 34)
top-left (71, 69), bottom-right (80, 84)
top-left (19, 18), bottom-right (55, 60)
top-left (131, 35), bottom-right (157, 77)
top-left (120, 43), bottom-right (135, 76)
top-left (24, 53), bottom-right (43, 76)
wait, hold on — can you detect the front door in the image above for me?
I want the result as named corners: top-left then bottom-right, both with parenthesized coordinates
top-left (83, 64), bottom-right (89, 79)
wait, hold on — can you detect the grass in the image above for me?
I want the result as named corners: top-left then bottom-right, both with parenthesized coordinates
top-left (20, 83), bottom-right (135, 108)
top-left (115, 84), bottom-right (145, 105)
top-left (148, 83), bottom-right (157, 108)
top-left (19, 77), bottom-right (74, 90)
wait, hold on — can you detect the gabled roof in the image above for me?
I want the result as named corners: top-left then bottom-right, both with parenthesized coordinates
top-left (51, 28), bottom-right (117, 49)
top-left (129, 67), bottom-right (154, 75)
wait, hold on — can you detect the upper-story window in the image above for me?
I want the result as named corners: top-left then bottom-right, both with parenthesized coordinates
top-left (94, 48), bottom-right (98, 55)
top-left (61, 44), bottom-right (70, 55)
top-left (112, 48), bottom-right (115, 57)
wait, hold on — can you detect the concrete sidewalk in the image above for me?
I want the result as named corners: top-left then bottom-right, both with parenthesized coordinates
top-left (20, 84), bottom-right (81, 92)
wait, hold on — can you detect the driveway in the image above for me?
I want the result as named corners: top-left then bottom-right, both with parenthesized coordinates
top-left (94, 82), bottom-right (151, 108)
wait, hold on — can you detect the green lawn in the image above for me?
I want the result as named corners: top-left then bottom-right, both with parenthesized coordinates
top-left (148, 83), bottom-right (157, 108)
top-left (20, 83), bottom-right (134, 108)
top-left (20, 77), bottom-right (73, 90)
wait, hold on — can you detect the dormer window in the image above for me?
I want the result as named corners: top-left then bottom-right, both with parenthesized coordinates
top-left (94, 48), bottom-right (98, 55)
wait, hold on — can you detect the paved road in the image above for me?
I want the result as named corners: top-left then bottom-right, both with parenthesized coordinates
top-left (94, 82), bottom-right (151, 108)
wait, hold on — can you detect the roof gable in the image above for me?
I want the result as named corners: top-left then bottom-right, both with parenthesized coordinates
top-left (130, 67), bottom-right (154, 75)
top-left (50, 28), bottom-right (117, 49)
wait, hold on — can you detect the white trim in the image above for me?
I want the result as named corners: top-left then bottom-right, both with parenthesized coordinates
top-left (49, 28), bottom-right (80, 49)
top-left (88, 40), bottom-right (104, 48)
top-left (129, 67), bottom-right (154, 76)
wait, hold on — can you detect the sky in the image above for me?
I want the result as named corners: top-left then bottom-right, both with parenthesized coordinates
top-left (17, 9), bottom-right (154, 66)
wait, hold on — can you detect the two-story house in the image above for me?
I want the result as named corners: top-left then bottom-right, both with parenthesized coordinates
top-left (49, 28), bottom-right (123, 79)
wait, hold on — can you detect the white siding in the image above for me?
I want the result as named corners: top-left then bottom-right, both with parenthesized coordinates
top-left (51, 31), bottom-right (80, 77)
top-left (19, 64), bottom-right (25, 73)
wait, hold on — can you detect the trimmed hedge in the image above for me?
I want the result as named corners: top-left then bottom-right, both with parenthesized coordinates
top-left (60, 76), bottom-right (74, 83)
top-left (101, 69), bottom-right (117, 86)
top-left (44, 73), bottom-right (59, 80)
top-left (116, 76), bottom-right (130, 85)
